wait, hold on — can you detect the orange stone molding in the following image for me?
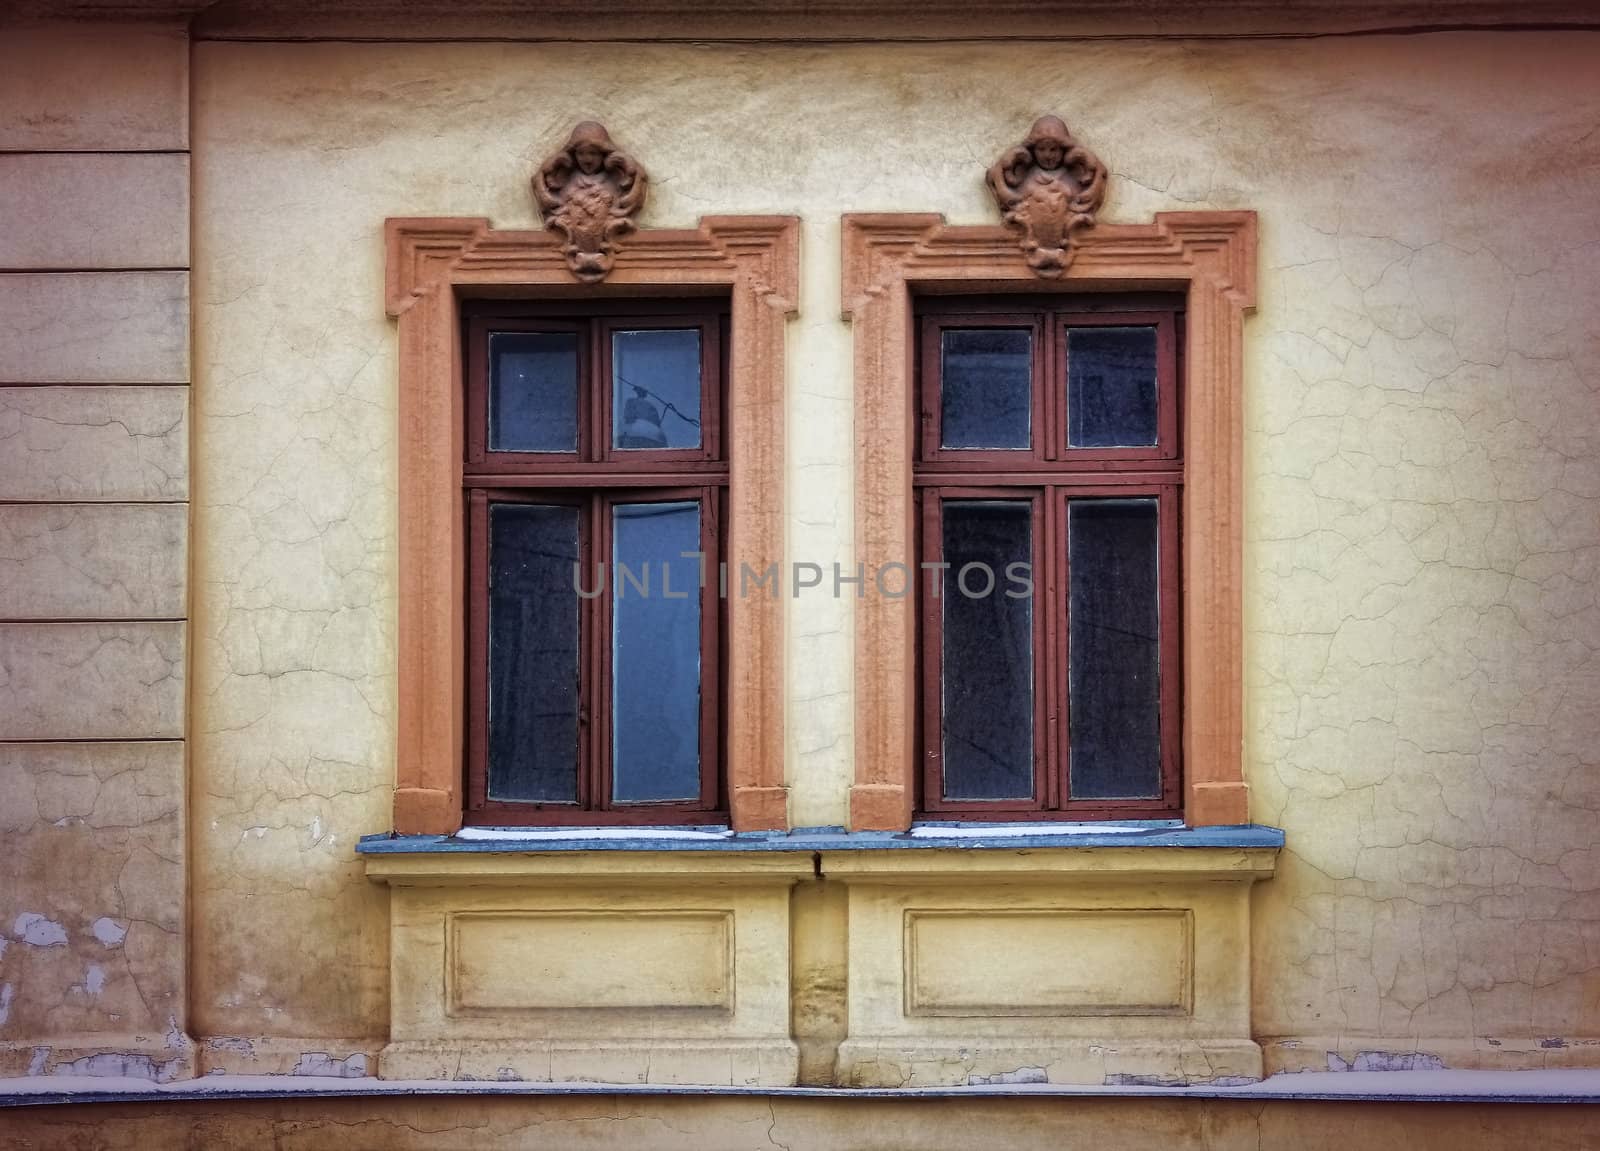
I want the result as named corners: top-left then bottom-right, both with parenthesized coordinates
top-left (842, 211), bottom-right (1257, 831)
top-left (386, 215), bottom-right (799, 834)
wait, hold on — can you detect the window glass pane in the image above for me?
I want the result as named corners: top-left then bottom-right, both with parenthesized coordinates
top-left (613, 329), bottom-right (702, 450)
top-left (941, 500), bottom-right (1033, 800)
top-left (940, 328), bottom-right (1032, 450)
top-left (612, 501), bottom-right (702, 802)
top-left (489, 332), bottom-right (579, 452)
top-left (488, 503), bottom-right (581, 802)
top-left (1068, 498), bottom-right (1161, 798)
top-left (1066, 326), bottom-right (1158, 448)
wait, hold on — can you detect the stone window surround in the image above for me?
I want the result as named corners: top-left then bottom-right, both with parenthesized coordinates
top-left (844, 211), bottom-right (1258, 831)
top-left (385, 215), bottom-right (797, 835)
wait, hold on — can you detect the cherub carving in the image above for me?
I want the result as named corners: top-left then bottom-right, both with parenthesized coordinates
top-left (533, 121), bottom-right (648, 283)
top-left (986, 115), bottom-right (1107, 278)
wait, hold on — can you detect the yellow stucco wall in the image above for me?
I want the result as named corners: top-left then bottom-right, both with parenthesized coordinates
top-left (175, 31), bottom-right (1600, 1072)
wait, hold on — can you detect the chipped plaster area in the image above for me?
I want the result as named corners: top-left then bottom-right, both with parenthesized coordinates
top-left (0, 744), bottom-right (188, 1074)
top-left (192, 34), bottom-right (1600, 1057)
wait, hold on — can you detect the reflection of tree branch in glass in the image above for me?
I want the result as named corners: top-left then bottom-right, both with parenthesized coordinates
top-left (616, 372), bottom-right (700, 449)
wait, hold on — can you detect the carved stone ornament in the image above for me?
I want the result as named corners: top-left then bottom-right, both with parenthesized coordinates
top-left (533, 121), bottom-right (648, 282)
top-left (986, 115), bottom-right (1108, 277)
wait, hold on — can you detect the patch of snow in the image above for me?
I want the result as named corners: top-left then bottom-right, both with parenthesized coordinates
top-left (13, 913), bottom-right (67, 947)
top-left (91, 918), bottom-right (128, 947)
top-left (452, 826), bottom-right (736, 842)
top-left (0, 984), bottom-right (12, 1026)
top-left (2, 1068), bottom-right (1599, 1101)
top-left (908, 823), bottom-right (1148, 838)
top-left (84, 965), bottom-right (106, 996)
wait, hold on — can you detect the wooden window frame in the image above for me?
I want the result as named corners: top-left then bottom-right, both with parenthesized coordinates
top-left (462, 300), bottom-right (728, 825)
top-left (385, 215), bottom-right (797, 834)
top-left (844, 211), bottom-right (1257, 831)
top-left (915, 295), bottom-right (1184, 819)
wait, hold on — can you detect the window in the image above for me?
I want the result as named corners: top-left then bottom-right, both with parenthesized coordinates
top-left (463, 300), bottom-right (728, 824)
top-left (916, 296), bottom-right (1183, 819)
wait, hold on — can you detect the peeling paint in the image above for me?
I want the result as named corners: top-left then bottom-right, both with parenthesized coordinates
top-left (1328, 1051), bottom-right (1446, 1073)
top-left (51, 1052), bottom-right (179, 1082)
top-left (205, 1036), bottom-right (257, 1055)
top-left (290, 1052), bottom-right (368, 1078)
top-left (968, 1067), bottom-right (1048, 1085)
top-left (90, 917), bottom-right (128, 947)
top-left (13, 913), bottom-right (67, 948)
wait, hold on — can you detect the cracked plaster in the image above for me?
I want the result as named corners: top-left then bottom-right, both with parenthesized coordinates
top-left (0, 386), bottom-right (189, 503)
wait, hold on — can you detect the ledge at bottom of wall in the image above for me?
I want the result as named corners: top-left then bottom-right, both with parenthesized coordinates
top-left (354, 822), bottom-right (1286, 855)
top-left (4, 1069), bottom-right (1600, 1108)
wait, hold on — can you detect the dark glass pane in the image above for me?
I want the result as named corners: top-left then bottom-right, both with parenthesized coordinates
top-left (612, 501), bottom-right (702, 802)
top-left (1068, 499), bottom-right (1161, 799)
top-left (941, 501), bottom-right (1034, 800)
top-left (1066, 326), bottom-right (1158, 448)
top-left (488, 503), bottom-right (581, 802)
top-left (613, 329), bottom-right (702, 450)
top-left (940, 328), bottom-right (1032, 450)
top-left (489, 332), bottom-right (579, 452)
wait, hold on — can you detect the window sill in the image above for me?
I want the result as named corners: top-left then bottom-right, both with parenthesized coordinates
top-left (359, 822), bottom-right (1282, 855)
top-left (359, 822), bottom-right (1282, 884)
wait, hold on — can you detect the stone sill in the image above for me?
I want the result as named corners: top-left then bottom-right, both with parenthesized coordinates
top-left (359, 823), bottom-right (1284, 853)
top-left (359, 823), bottom-right (1283, 882)
top-left (6, 1069), bottom-right (1600, 1108)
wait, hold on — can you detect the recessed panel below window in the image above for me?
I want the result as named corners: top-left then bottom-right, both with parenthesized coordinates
top-left (612, 501), bottom-right (702, 803)
top-left (487, 503), bottom-right (581, 803)
top-left (940, 328), bottom-right (1032, 450)
top-left (1066, 326), bottom-right (1158, 448)
top-left (1068, 498), bottom-right (1161, 799)
top-left (489, 332), bottom-right (580, 453)
top-left (613, 329), bottom-right (703, 450)
top-left (941, 500), bottom-right (1034, 801)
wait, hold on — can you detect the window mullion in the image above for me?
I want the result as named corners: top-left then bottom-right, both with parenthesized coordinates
top-left (1040, 312), bottom-right (1057, 465)
top-left (699, 487), bottom-right (721, 811)
top-left (919, 492), bottom-right (945, 811)
top-left (1043, 483), bottom-right (1063, 811)
top-left (1159, 482), bottom-right (1184, 812)
top-left (586, 490), bottom-right (607, 811)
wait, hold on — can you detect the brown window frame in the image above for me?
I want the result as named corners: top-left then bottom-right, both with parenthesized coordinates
top-left (915, 293), bottom-right (1184, 820)
top-left (462, 298), bottom-right (730, 826)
